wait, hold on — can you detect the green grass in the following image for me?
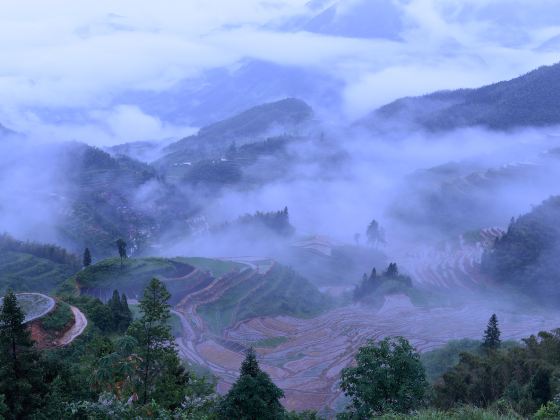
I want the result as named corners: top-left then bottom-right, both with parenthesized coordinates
top-left (0, 251), bottom-right (78, 294)
top-left (376, 406), bottom-right (522, 419)
top-left (198, 264), bottom-right (332, 334)
top-left (71, 257), bottom-right (194, 290)
top-left (176, 257), bottom-right (243, 277)
top-left (41, 302), bottom-right (74, 332)
top-left (252, 336), bottom-right (289, 348)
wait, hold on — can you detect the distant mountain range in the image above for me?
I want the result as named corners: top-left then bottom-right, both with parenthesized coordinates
top-left (362, 62), bottom-right (560, 131)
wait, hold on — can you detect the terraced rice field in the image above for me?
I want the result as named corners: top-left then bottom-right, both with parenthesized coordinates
top-left (0, 293), bottom-right (55, 323)
top-left (173, 229), bottom-right (560, 412)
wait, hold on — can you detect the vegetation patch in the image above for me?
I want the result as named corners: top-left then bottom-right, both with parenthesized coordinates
top-left (40, 302), bottom-right (74, 332)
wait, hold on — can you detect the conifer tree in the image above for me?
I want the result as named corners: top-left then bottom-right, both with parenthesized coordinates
top-left (0, 290), bottom-right (44, 417)
top-left (83, 247), bottom-right (92, 267)
top-left (127, 278), bottom-right (175, 405)
top-left (120, 293), bottom-right (133, 331)
top-left (219, 347), bottom-right (285, 419)
top-left (482, 313), bottom-right (501, 350)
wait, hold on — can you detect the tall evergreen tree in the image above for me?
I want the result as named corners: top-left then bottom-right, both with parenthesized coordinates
top-left (482, 314), bottom-right (501, 350)
top-left (0, 290), bottom-right (44, 418)
top-left (116, 238), bottom-right (127, 268)
top-left (127, 278), bottom-right (175, 405)
top-left (219, 347), bottom-right (285, 419)
top-left (120, 293), bottom-right (133, 331)
top-left (83, 247), bottom-right (92, 267)
top-left (108, 290), bottom-right (122, 331)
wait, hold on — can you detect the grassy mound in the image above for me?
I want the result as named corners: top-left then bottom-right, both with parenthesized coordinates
top-left (73, 257), bottom-right (194, 289)
top-left (198, 264), bottom-right (332, 334)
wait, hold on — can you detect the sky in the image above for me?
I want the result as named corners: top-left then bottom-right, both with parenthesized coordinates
top-left (1, 0), bottom-right (559, 145)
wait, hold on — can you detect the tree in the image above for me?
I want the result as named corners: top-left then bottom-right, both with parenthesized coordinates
top-left (120, 293), bottom-right (133, 332)
top-left (366, 219), bottom-right (385, 246)
top-left (116, 238), bottom-right (127, 268)
top-left (482, 314), bottom-right (501, 350)
top-left (340, 337), bottom-right (427, 417)
top-left (385, 262), bottom-right (399, 277)
top-left (0, 290), bottom-right (44, 418)
top-left (219, 347), bottom-right (285, 419)
top-left (83, 247), bottom-right (92, 267)
top-left (127, 278), bottom-right (175, 405)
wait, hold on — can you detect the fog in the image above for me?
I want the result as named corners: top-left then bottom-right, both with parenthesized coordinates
top-left (1, 0), bottom-right (560, 144)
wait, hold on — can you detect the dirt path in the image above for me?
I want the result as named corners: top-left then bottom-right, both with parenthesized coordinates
top-left (55, 306), bottom-right (87, 346)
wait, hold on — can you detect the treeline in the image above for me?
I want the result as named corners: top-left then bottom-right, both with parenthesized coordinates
top-left (0, 233), bottom-right (80, 269)
top-left (237, 206), bottom-right (295, 236)
top-left (353, 262), bottom-right (412, 302)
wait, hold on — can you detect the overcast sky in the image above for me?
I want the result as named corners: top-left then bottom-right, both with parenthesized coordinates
top-left (1, 0), bottom-right (559, 145)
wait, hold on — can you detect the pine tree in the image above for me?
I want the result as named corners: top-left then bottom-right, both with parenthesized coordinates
top-left (116, 238), bottom-right (127, 268)
top-left (120, 293), bottom-right (133, 331)
top-left (0, 290), bottom-right (44, 417)
top-left (127, 278), bottom-right (175, 405)
top-left (482, 313), bottom-right (501, 350)
top-left (219, 347), bottom-right (285, 419)
top-left (83, 247), bottom-right (92, 267)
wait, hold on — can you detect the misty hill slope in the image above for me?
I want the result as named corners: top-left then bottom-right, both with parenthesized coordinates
top-left (482, 196), bottom-right (560, 303)
top-left (0, 234), bottom-right (80, 294)
top-left (364, 62), bottom-right (560, 131)
top-left (2, 141), bottom-right (194, 257)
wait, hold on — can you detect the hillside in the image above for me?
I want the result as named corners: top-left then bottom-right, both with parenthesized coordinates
top-left (364, 62), bottom-right (560, 131)
top-left (481, 196), bottom-right (560, 303)
top-left (0, 235), bottom-right (79, 293)
top-left (197, 264), bottom-right (332, 333)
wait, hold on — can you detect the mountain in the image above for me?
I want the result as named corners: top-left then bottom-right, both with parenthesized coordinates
top-left (155, 98), bottom-right (315, 184)
top-left (363, 62), bottom-right (560, 131)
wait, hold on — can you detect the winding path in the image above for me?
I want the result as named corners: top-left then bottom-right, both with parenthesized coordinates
top-left (55, 306), bottom-right (88, 346)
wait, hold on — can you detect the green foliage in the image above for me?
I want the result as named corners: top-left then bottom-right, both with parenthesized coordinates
top-left (366, 219), bottom-right (385, 246)
top-left (421, 339), bottom-right (483, 383)
top-left (198, 264), bottom-right (332, 333)
top-left (534, 398), bottom-right (560, 419)
top-left (219, 347), bottom-right (285, 419)
top-left (340, 336), bottom-right (428, 417)
top-left (107, 290), bottom-right (133, 332)
top-left (373, 405), bottom-right (522, 419)
top-left (41, 302), bottom-right (74, 332)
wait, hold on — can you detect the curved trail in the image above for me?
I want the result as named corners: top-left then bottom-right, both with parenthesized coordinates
top-left (55, 306), bottom-right (87, 346)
